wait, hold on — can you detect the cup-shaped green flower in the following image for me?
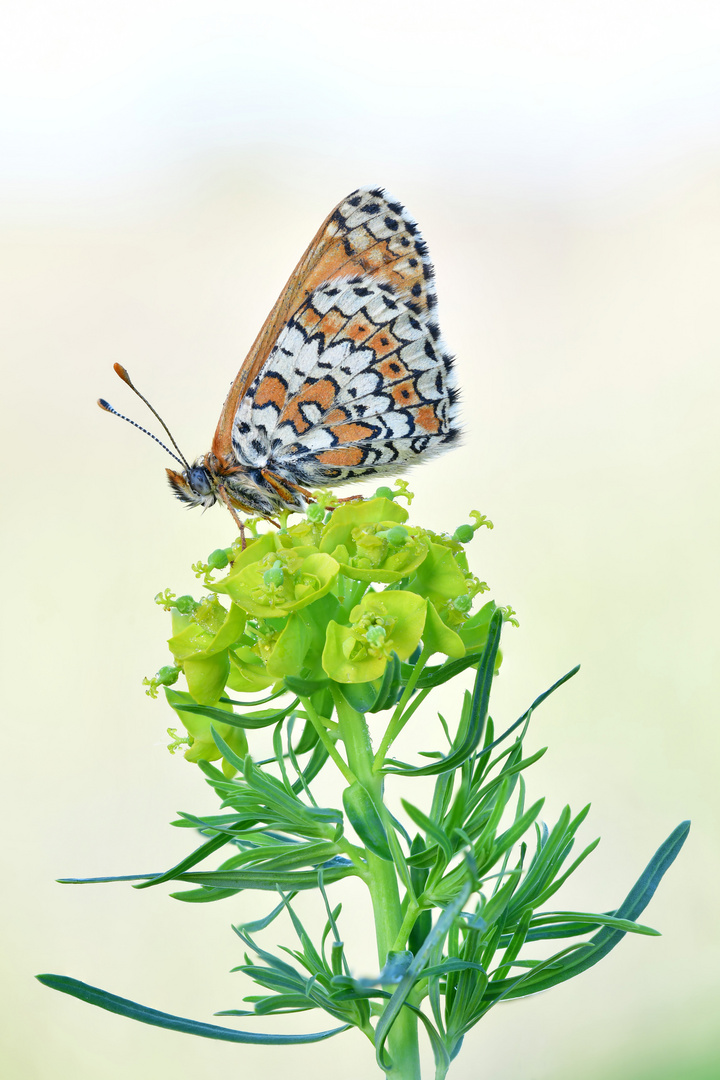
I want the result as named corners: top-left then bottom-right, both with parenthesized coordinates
top-left (212, 533), bottom-right (340, 619)
top-left (319, 497), bottom-right (429, 582)
top-left (227, 645), bottom-right (278, 693)
top-left (325, 521), bottom-right (430, 583)
top-left (164, 687), bottom-right (247, 778)
top-left (264, 613), bottom-right (312, 679)
top-left (323, 495), bottom-right (408, 535)
top-left (423, 601), bottom-right (466, 659)
top-left (166, 597), bottom-right (245, 705)
top-left (408, 539), bottom-right (468, 606)
top-left (322, 590), bottom-right (427, 683)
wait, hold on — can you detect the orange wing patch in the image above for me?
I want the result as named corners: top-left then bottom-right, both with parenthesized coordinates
top-left (279, 377), bottom-right (340, 435)
top-left (296, 305), bottom-right (322, 334)
top-left (254, 374), bottom-right (289, 410)
top-left (366, 328), bottom-right (400, 359)
top-left (324, 407), bottom-right (351, 425)
top-left (315, 309), bottom-right (347, 339)
top-left (414, 404), bottom-right (441, 434)
top-left (337, 312), bottom-right (376, 345)
top-left (375, 357), bottom-right (411, 382)
top-left (315, 447), bottom-right (365, 467)
top-left (329, 422), bottom-right (377, 444)
top-left (390, 379), bottom-right (422, 407)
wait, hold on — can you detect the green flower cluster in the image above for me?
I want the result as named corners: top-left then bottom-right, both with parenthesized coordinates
top-left (146, 486), bottom-right (508, 774)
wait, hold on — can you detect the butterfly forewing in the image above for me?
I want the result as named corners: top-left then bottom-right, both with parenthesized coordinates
top-left (215, 187), bottom-right (459, 491)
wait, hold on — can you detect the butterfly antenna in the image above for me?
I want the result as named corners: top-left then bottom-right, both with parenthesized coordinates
top-left (100, 363), bottom-right (192, 470)
top-left (97, 399), bottom-right (188, 469)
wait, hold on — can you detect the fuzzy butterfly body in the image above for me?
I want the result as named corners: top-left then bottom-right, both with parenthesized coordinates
top-left (165, 186), bottom-right (460, 522)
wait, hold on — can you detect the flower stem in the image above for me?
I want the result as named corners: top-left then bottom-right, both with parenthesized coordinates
top-left (299, 695), bottom-right (357, 785)
top-left (333, 691), bottom-right (422, 1080)
top-left (373, 643), bottom-right (432, 772)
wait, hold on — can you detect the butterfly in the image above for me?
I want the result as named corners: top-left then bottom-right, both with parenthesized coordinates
top-left (100, 186), bottom-right (460, 528)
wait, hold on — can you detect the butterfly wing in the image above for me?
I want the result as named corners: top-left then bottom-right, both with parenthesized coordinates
top-left (214, 186), bottom-right (460, 488)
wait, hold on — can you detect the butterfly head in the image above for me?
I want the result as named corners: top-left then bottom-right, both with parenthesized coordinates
top-left (166, 462), bottom-right (217, 510)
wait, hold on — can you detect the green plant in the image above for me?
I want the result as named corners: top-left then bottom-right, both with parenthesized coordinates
top-left (38, 484), bottom-right (689, 1079)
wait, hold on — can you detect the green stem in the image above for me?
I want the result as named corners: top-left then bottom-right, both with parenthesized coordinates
top-left (391, 899), bottom-right (422, 955)
top-left (373, 644), bottom-right (432, 772)
top-left (333, 691), bottom-right (422, 1080)
top-left (299, 695), bottom-right (356, 785)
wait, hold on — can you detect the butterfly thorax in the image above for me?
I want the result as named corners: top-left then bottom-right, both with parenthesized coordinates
top-left (166, 451), bottom-right (307, 518)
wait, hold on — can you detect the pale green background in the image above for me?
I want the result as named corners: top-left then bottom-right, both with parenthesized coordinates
top-left (1, 2), bottom-right (719, 1078)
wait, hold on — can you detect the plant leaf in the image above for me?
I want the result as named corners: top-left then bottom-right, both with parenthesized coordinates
top-left (175, 864), bottom-right (357, 891)
top-left (134, 831), bottom-right (231, 890)
top-left (35, 974), bottom-right (350, 1043)
top-left (342, 783), bottom-right (393, 862)
top-left (384, 609), bottom-right (502, 777)
top-left (486, 819), bottom-right (690, 1000)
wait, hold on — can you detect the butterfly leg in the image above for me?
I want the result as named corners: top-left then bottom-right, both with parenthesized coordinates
top-left (329, 493), bottom-right (365, 508)
top-left (217, 484), bottom-right (249, 546)
top-left (260, 468), bottom-right (311, 508)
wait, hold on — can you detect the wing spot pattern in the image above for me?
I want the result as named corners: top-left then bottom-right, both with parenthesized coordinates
top-left (225, 187), bottom-right (461, 502)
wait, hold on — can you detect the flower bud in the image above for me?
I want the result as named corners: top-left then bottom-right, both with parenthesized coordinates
top-left (207, 548), bottom-right (229, 570)
top-left (156, 665), bottom-right (180, 686)
top-left (453, 524), bottom-right (474, 544)
top-left (365, 624), bottom-right (387, 648)
top-left (173, 595), bottom-right (197, 615)
top-left (385, 525), bottom-right (409, 547)
top-left (306, 503), bottom-right (325, 523)
top-left (263, 561), bottom-right (285, 588)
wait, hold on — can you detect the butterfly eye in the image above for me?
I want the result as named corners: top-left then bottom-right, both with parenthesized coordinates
top-left (189, 466), bottom-right (213, 496)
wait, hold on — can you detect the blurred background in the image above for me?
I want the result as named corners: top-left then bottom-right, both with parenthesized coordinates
top-left (2, 2), bottom-right (719, 1077)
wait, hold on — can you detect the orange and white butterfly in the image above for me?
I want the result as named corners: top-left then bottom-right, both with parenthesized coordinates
top-left (100, 186), bottom-right (460, 527)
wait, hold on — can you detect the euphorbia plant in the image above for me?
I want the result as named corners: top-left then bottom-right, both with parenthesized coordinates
top-left (38, 483), bottom-right (689, 1080)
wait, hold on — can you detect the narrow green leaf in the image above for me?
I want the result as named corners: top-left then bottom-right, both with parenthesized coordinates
top-left (170, 886), bottom-right (241, 902)
top-left (485, 798), bottom-right (545, 864)
top-left (57, 874), bottom-right (159, 885)
top-left (284, 675), bottom-right (329, 695)
top-left (337, 678), bottom-right (382, 714)
top-left (211, 726), bottom-right (247, 772)
top-left (220, 688), bottom-right (288, 707)
top-left (528, 836), bottom-right (601, 908)
top-left (400, 651), bottom-right (485, 689)
top-left (385, 610), bottom-right (502, 777)
top-left (401, 799), bottom-right (454, 863)
top-left (343, 783), bottom-right (392, 861)
top-left (529, 911), bottom-right (659, 935)
top-left (134, 831), bottom-right (231, 890)
top-left (177, 700), bottom-right (299, 729)
top-left (473, 665), bottom-right (580, 768)
top-left (371, 651), bottom-right (403, 713)
top-left (291, 740), bottom-right (330, 793)
top-left (175, 864), bottom-right (357, 891)
top-left (420, 958), bottom-right (487, 980)
top-left (293, 718), bottom-right (320, 755)
top-left (36, 974), bottom-right (350, 1044)
top-left (218, 995), bottom-right (312, 1016)
top-left (234, 896), bottom-right (296, 934)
